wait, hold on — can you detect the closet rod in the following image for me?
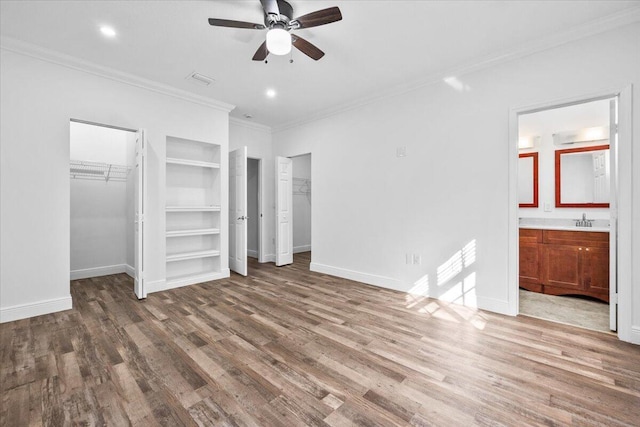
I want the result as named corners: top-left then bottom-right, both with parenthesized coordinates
top-left (70, 118), bottom-right (137, 133)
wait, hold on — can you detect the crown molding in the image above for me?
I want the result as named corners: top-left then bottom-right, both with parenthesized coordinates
top-left (229, 117), bottom-right (272, 132)
top-left (0, 36), bottom-right (235, 113)
top-left (273, 6), bottom-right (640, 133)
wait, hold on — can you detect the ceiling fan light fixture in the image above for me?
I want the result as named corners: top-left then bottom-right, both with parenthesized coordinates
top-left (266, 28), bottom-right (291, 55)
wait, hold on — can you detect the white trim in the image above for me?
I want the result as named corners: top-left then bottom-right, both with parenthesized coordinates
top-left (229, 117), bottom-right (272, 132)
top-left (310, 262), bottom-right (407, 293)
top-left (630, 327), bottom-right (640, 345)
top-left (149, 269), bottom-right (231, 294)
top-left (1, 296), bottom-right (72, 323)
top-left (262, 254), bottom-right (276, 263)
top-left (293, 245), bottom-right (311, 254)
top-left (0, 37), bottom-right (235, 113)
top-left (247, 249), bottom-right (259, 259)
top-left (273, 8), bottom-right (640, 132)
top-left (476, 297), bottom-right (511, 316)
top-left (126, 264), bottom-right (135, 278)
top-left (507, 86), bottom-right (634, 344)
top-left (70, 264), bottom-right (127, 280)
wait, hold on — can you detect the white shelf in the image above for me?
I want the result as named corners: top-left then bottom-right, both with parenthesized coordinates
top-left (166, 249), bottom-right (220, 263)
top-left (165, 271), bottom-right (226, 289)
top-left (166, 157), bottom-right (220, 169)
top-left (166, 228), bottom-right (220, 238)
top-left (166, 205), bottom-right (221, 212)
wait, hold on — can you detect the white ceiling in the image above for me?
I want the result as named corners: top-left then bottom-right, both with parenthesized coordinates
top-left (1, 1), bottom-right (638, 129)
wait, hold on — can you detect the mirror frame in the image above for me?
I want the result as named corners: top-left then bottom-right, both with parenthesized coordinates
top-left (519, 152), bottom-right (539, 208)
top-left (555, 144), bottom-right (610, 208)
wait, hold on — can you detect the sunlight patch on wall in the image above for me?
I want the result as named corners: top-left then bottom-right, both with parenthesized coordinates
top-left (437, 239), bottom-right (476, 286)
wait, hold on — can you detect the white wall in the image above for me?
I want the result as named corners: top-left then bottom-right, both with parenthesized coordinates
top-left (292, 154), bottom-right (311, 253)
top-left (519, 99), bottom-right (610, 220)
top-left (0, 48), bottom-right (231, 322)
top-left (247, 158), bottom-right (259, 258)
top-left (273, 23), bottom-right (640, 342)
top-left (229, 118), bottom-right (275, 262)
top-left (70, 122), bottom-right (134, 278)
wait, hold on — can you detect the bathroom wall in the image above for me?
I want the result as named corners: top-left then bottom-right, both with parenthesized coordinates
top-left (519, 99), bottom-right (611, 220)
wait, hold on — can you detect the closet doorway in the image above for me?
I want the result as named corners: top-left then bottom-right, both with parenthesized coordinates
top-left (292, 154), bottom-right (312, 267)
top-left (69, 120), bottom-right (146, 298)
top-left (247, 157), bottom-right (261, 263)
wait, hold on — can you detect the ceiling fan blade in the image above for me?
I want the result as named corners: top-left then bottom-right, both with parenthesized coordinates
top-left (260, 0), bottom-right (280, 15)
top-left (252, 41), bottom-right (269, 61)
top-left (293, 7), bottom-right (342, 29)
top-left (292, 35), bottom-right (325, 61)
top-left (208, 18), bottom-right (265, 30)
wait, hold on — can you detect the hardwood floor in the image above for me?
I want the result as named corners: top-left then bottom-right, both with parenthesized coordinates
top-left (2, 252), bottom-right (639, 426)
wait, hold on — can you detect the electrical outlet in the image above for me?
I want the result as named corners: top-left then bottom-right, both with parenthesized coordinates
top-left (544, 202), bottom-right (552, 212)
top-left (396, 146), bottom-right (407, 158)
top-left (413, 254), bottom-right (421, 265)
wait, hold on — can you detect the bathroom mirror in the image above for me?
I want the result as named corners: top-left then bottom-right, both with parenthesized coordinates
top-left (555, 144), bottom-right (610, 208)
top-left (518, 152), bottom-right (538, 208)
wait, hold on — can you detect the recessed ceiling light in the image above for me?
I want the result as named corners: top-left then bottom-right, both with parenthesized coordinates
top-left (266, 89), bottom-right (276, 98)
top-left (100, 26), bottom-right (117, 38)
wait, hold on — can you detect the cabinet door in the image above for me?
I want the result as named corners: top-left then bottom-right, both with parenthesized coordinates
top-left (519, 241), bottom-right (542, 292)
top-left (542, 244), bottom-right (582, 291)
top-left (582, 246), bottom-right (609, 301)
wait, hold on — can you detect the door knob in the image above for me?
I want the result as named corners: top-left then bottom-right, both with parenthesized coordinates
top-left (237, 216), bottom-right (249, 220)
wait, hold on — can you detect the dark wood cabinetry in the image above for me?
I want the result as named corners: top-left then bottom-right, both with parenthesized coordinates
top-left (519, 229), bottom-right (609, 302)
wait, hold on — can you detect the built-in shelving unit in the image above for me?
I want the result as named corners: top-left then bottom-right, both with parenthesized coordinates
top-left (165, 136), bottom-right (222, 288)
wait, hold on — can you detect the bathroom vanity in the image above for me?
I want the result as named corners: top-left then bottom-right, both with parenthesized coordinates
top-left (519, 221), bottom-right (609, 303)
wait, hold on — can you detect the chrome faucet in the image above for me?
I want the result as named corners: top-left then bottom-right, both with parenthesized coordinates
top-left (575, 213), bottom-right (593, 227)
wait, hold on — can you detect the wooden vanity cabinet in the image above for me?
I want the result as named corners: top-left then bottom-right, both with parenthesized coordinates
top-left (519, 229), bottom-right (543, 292)
top-left (519, 229), bottom-right (609, 303)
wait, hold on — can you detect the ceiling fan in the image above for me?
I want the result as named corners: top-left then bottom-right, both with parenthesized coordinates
top-left (208, 0), bottom-right (342, 61)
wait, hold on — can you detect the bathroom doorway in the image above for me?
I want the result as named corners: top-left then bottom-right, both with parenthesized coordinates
top-left (514, 97), bottom-right (618, 333)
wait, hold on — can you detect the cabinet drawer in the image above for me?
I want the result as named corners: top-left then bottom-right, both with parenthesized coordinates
top-left (542, 230), bottom-right (609, 248)
top-left (520, 228), bottom-right (542, 243)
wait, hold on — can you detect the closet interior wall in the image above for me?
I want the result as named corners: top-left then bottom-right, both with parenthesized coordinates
top-left (70, 122), bottom-right (135, 280)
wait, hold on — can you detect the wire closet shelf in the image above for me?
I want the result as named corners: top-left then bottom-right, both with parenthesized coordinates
top-left (70, 160), bottom-right (130, 182)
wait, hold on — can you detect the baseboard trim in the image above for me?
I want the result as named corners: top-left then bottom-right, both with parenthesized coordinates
top-left (261, 254), bottom-right (275, 263)
top-left (1, 295), bottom-right (73, 323)
top-left (293, 245), bottom-right (311, 254)
top-left (310, 262), bottom-right (407, 293)
top-left (148, 270), bottom-right (231, 294)
top-left (125, 264), bottom-right (135, 278)
top-left (247, 249), bottom-right (259, 259)
top-left (476, 296), bottom-right (511, 316)
top-left (630, 326), bottom-right (640, 345)
top-left (71, 264), bottom-right (127, 280)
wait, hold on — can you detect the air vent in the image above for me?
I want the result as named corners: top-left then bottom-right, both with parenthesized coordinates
top-left (185, 72), bottom-right (215, 86)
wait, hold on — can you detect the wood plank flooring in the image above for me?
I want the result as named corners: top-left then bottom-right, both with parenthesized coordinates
top-left (2, 252), bottom-right (640, 426)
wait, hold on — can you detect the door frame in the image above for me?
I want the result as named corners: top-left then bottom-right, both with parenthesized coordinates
top-left (248, 156), bottom-right (263, 263)
top-left (508, 86), bottom-right (633, 342)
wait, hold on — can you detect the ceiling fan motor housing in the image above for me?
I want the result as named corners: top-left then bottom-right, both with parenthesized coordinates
top-left (264, 0), bottom-right (294, 27)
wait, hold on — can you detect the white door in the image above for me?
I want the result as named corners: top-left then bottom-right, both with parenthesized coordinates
top-left (275, 156), bottom-right (293, 266)
top-left (229, 147), bottom-right (248, 276)
top-left (134, 129), bottom-right (147, 299)
top-left (609, 98), bottom-right (618, 331)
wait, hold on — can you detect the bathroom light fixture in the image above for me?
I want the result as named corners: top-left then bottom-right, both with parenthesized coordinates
top-left (100, 26), bottom-right (117, 38)
top-left (266, 28), bottom-right (291, 56)
top-left (553, 126), bottom-right (608, 145)
top-left (518, 135), bottom-right (540, 150)
top-left (266, 88), bottom-right (276, 98)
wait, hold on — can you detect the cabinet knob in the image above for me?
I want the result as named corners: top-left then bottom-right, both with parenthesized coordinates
top-left (586, 248), bottom-right (589, 251)
top-left (579, 247), bottom-right (582, 251)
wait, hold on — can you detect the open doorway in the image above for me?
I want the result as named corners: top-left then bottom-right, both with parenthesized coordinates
top-left (292, 154), bottom-right (312, 268)
top-left (69, 120), bottom-right (137, 287)
top-left (247, 157), bottom-right (261, 263)
top-left (516, 98), bottom-right (616, 332)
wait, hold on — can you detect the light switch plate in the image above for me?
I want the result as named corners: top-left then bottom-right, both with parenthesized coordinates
top-left (544, 202), bottom-right (552, 212)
